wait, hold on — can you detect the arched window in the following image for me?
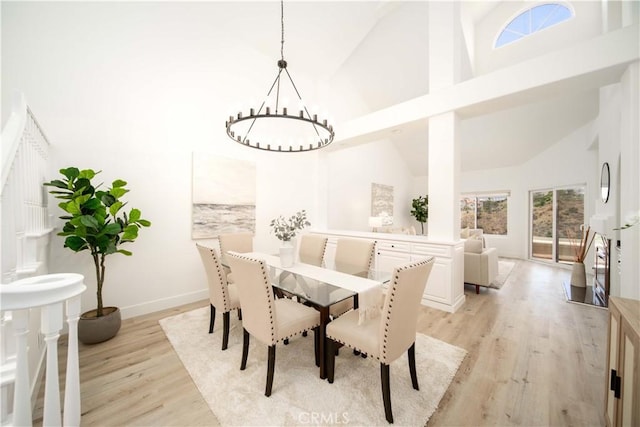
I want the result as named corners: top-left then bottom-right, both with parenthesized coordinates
top-left (495, 3), bottom-right (574, 48)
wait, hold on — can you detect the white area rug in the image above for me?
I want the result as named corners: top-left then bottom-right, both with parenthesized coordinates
top-left (159, 307), bottom-right (466, 426)
top-left (491, 258), bottom-right (517, 289)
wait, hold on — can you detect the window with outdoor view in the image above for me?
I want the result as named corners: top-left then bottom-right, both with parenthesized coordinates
top-left (461, 194), bottom-right (508, 235)
top-left (530, 186), bottom-right (585, 263)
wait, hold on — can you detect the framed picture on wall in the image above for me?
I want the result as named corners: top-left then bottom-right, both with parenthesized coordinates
top-left (371, 183), bottom-right (394, 226)
top-left (191, 153), bottom-right (256, 239)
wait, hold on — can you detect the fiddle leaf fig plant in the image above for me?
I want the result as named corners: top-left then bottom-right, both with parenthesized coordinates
top-left (410, 195), bottom-right (429, 235)
top-left (44, 167), bottom-right (151, 317)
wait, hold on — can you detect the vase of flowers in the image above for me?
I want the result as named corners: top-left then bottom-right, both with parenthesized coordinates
top-left (270, 210), bottom-right (310, 267)
top-left (569, 224), bottom-right (595, 287)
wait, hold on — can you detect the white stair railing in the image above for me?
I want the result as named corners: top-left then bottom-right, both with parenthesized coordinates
top-left (1, 92), bottom-right (85, 426)
top-left (1, 91), bottom-right (53, 282)
top-left (0, 274), bottom-right (86, 426)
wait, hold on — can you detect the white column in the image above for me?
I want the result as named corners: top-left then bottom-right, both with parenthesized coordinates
top-left (63, 295), bottom-right (82, 427)
top-left (11, 309), bottom-right (32, 427)
top-left (428, 112), bottom-right (461, 241)
top-left (41, 302), bottom-right (63, 426)
top-left (427, 1), bottom-right (462, 241)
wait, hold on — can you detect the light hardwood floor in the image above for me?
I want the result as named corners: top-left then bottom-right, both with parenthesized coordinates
top-left (34, 259), bottom-right (608, 426)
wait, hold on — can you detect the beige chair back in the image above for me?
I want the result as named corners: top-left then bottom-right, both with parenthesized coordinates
top-left (196, 244), bottom-right (232, 311)
top-left (379, 257), bottom-right (434, 364)
top-left (298, 234), bottom-right (328, 266)
top-left (334, 238), bottom-right (375, 276)
top-left (226, 252), bottom-right (276, 345)
top-left (218, 232), bottom-right (253, 263)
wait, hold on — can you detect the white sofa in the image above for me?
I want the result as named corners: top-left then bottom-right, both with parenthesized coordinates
top-left (462, 231), bottom-right (499, 294)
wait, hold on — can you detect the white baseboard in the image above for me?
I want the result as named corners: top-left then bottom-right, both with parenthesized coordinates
top-left (119, 289), bottom-right (209, 320)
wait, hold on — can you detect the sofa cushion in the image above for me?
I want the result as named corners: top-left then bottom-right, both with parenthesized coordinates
top-left (464, 239), bottom-right (483, 254)
top-left (460, 228), bottom-right (470, 239)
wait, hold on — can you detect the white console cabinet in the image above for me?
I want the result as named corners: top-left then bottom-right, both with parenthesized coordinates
top-left (311, 230), bottom-right (465, 313)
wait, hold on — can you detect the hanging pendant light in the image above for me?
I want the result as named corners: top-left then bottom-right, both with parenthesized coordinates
top-left (225, 0), bottom-right (335, 152)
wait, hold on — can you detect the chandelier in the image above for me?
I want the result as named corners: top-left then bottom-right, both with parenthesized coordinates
top-left (225, 1), bottom-right (335, 152)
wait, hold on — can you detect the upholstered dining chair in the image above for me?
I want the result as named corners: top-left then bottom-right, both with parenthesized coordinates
top-left (298, 234), bottom-right (328, 267)
top-left (330, 238), bottom-right (376, 317)
top-left (195, 244), bottom-right (242, 350)
top-left (325, 257), bottom-right (435, 423)
top-left (218, 232), bottom-right (253, 283)
top-left (226, 251), bottom-right (321, 397)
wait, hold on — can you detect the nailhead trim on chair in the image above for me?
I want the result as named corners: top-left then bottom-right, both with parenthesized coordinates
top-left (327, 258), bottom-right (433, 363)
top-left (197, 244), bottom-right (242, 316)
top-left (228, 252), bottom-right (321, 345)
top-left (203, 245), bottom-right (233, 312)
top-left (381, 258), bottom-right (432, 363)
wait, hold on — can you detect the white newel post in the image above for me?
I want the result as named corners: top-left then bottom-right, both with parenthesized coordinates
top-left (63, 295), bottom-right (82, 427)
top-left (0, 273), bottom-right (86, 427)
top-left (41, 302), bottom-right (63, 426)
top-left (10, 309), bottom-right (32, 427)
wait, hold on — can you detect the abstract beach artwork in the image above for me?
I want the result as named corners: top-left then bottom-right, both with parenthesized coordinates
top-left (192, 154), bottom-right (256, 239)
top-left (371, 183), bottom-right (394, 226)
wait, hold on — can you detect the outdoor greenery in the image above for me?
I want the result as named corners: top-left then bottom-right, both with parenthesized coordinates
top-left (461, 195), bottom-right (508, 235)
top-left (410, 195), bottom-right (428, 234)
top-left (44, 167), bottom-right (151, 317)
top-left (270, 210), bottom-right (310, 242)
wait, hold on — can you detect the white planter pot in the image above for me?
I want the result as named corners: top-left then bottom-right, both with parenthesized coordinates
top-left (279, 242), bottom-right (295, 267)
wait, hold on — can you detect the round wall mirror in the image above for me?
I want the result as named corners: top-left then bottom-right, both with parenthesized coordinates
top-left (600, 162), bottom-right (610, 203)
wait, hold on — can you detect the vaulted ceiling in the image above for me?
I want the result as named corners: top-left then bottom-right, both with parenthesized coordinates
top-left (236, 1), bottom-right (608, 175)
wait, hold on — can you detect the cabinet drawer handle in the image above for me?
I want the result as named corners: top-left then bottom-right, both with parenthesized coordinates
top-left (610, 369), bottom-right (621, 399)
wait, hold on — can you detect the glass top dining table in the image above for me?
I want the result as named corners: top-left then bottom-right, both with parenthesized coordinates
top-left (223, 252), bottom-right (392, 379)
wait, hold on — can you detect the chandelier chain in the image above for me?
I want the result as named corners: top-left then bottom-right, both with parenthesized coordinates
top-left (280, 0), bottom-right (285, 63)
top-left (224, 0), bottom-right (334, 152)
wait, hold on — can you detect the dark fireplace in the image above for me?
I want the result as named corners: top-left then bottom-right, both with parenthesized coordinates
top-left (593, 233), bottom-right (610, 306)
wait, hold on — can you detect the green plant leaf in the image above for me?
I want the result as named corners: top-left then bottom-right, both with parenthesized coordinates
top-left (78, 169), bottom-right (97, 180)
top-left (44, 179), bottom-right (69, 189)
top-left (122, 224), bottom-right (139, 240)
top-left (109, 201), bottom-right (123, 216)
top-left (117, 249), bottom-right (133, 256)
top-left (102, 223), bottom-right (122, 236)
top-left (61, 167), bottom-right (80, 181)
top-left (83, 197), bottom-right (102, 211)
top-left (64, 235), bottom-right (87, 251)
top-left (101, 193), bottom-right (116, 207)
top-left (66, 200), bottom-right (82, 215)
top-left (80, 215), bottom-right (99, 230)
top-left (112, 179), bottom-right (127, 188)
top-left (129, 208), bottom-right (141, 222)
top-left (110, 187), bottom-right (128, 199)
top-left (138, 219), bottom-right (151, 227)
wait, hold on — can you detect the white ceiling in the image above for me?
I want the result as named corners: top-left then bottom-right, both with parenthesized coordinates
top-left (231, 0), bottom-right (607, 175)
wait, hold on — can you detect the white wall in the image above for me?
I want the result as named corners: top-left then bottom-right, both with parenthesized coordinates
top-left (2, 2), bottom-right (328, 318)
top-left (461, 120), bottom-right (599, 261)
top-left (474, 1), bottom-right (602, 75)
top-left (325, 139), bottom-right (414, 232)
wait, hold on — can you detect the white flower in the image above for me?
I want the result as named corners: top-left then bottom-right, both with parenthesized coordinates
top-left (270, 210), bottom-right (311, 242)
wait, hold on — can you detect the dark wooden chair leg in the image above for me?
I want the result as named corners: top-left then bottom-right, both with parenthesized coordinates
top-left (240, 329), bottom-right (250, 370)
top-left (327, 338), bottom-right (336, 383)
top-left (381, 363), bottom-right (393, 423)
top-left (314, 327), bottom-right (320, 367)
top-left (266, 345), bottom-right (276, 397)
top-left (209, 304), bottom-right (216, 333)
top-left (476, 284), bottom-right (480, 294)
top-left (222, 311), bottom-right (230, 350)
top-left (408, 342), bottom-right (419, 390)
top-left (237, 308), bottom-right (242, 320)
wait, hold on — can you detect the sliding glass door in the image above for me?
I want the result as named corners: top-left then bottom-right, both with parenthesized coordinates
top-left (530, 187), bottom-right (584, 263)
